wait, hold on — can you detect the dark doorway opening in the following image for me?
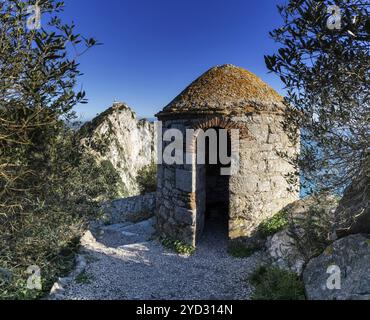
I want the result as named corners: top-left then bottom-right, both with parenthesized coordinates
top-left (203, 127), bottom-right (231, 238)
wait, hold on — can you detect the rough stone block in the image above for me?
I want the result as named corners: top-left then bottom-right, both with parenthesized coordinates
top-left (260, 144), bottom-right (274, 151)
top-left (230, 176), bottom-right (258, 193)
top-left (174, 207), bottom-right (195, 225)
top-left (257, 160), bottom-right (267, 172)
top-left (176, 169), bottom-right (194, 192)
top-left (257, 180), bottom-right (271, 192)
top-left (268, 134), bottom-right (281, 144)
top-left (164, 168), bottom-right (175, 181)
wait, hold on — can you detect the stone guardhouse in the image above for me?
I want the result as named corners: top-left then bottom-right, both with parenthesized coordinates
top-left (155, 64), bottom-right (299, 246)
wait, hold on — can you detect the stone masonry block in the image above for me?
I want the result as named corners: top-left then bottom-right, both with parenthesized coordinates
top-left (176, 169), bottom-right (194, 192)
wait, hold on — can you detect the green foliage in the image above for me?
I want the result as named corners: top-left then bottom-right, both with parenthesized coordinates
top-left (162, 239), bottom-right (195, 256)
top-left (228, 242), bottom-right (258, 258)
top-left (0, 0), bottom-right (111, 300)
top-left (0, 213), bottom-right (82, 299)
top-left (250, 266), bottom-right (306, 300)
top-left (266, 0), bottom-right (369, 194)
top-left (288, 206), bottom-right (335, 261)
top-left (0, 127), bottom-right (120, 299)
top-left (259, 195), bottom-right (338, 261)
top-left (136, 163), bottom-right (157, 195)
top-left (75, 271), bottom-right (94, 285)
top-left (259, 211), bottom-right (289, 238)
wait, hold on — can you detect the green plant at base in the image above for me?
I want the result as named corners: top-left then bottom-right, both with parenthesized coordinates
top-left (162, 239), bottom-right (195, 256)
top-left (228, 242), bottom-right (258, 258)
top-left (137, 163), bottom-right (157, 195)
top-left (289, 206), bottom-right (335, 261)
top-left (259, 211), bottom-right (289, 238)
top-left (75, 271), bottom-right (94, 285)
top-left (250, 266), bottom-right (306, 300)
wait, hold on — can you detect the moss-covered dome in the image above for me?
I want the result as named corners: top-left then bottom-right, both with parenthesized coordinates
top-left (156, 64), bottom-right (285, 119)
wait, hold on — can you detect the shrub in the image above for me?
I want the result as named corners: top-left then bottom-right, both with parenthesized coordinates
top-left (162, 239), bottom-right (195, 256)
top-left (137, 163), bottom-right (157, 195)
top-left (259, 194), bottom-right (338, 262)
top-left (250, 266), bottom-right (306, 300)
top-left (288, 206), bottom-right (335, 261)
top-left (0, 0), bottom-right (106, 300)
top-left (0, 211), bottom-right (82, 299)
top-left (228, 242), bottom-right (258, 258)
top-left (259, 211), bottom-right (289, 238)
top-left (0, 129), bottom-right (120, 299)
top-left (75, 271), bottom-right (94, 285)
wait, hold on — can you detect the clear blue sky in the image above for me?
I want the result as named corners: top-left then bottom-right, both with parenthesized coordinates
top-left (61, 0), bottom-right (286, 120)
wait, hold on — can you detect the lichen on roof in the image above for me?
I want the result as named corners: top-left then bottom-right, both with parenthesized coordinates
top-left (156, 64), bottom-right (285, 119)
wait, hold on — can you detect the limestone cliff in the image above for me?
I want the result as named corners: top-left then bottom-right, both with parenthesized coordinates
top-left (78, 102), bottom-right (156, 196)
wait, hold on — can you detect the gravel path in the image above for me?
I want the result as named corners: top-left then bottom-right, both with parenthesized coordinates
top-left (58, 218), bottom-right (266, 300)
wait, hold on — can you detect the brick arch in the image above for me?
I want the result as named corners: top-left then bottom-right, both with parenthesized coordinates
top-left (191, 116), bottom-right (253, 140)
top-left (185, 116), bottom-right (253, 154)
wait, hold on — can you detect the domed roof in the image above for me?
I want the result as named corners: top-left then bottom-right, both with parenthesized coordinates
top-left (156, 64), bottom-right (285, 119)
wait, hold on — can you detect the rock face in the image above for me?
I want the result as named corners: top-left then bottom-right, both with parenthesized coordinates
top-left (303, 234), bottom-right (370, 300)
top-left (282, 193), bottom-right (338, 221)
top-left (79, 103), bottom-right (156, 196)
top-left (265, 194), bottom-right (339, 275)
top-left (335, 153), bottom-right (370, 238)
top-left (266, 230), bottom-right (305, 275)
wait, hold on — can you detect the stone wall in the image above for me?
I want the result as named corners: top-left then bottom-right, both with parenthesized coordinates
top-left (156, 114), bottom-right (299, 246)
top-left (156, 119), bottom-right (198, 245)
top-left (228, 113), bottom-right (299, 240)
top-left (103, 193), bottom-right (157, 224)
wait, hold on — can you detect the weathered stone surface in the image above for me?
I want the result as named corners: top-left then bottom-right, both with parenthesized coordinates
top-left (257, 180), bottom-right (271, 192)
top-left (260, 194), bottom-right (341, 277)
top-left (155, 65), bottom-right (300, 246)
top-left (284, 193), bottom-right (339, 222)
top-left (335, 154), bottom-right (370, 238)
top-left (175, 169), bottom-right (194, 193)
top-left (0, 267), bottom-right (12, 284)
top-left (174, 207), bottom-right (196, 225)
top-left (103, 193), bottom-right (156, 224)
top-left (303, 234), bottom-right (370, 300)
top-left (79, 102), bottom-right (156, 196)
top-left (266, 229), bottom-right (305, 275)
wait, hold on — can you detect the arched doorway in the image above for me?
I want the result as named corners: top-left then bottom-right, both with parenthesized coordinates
top-left (195, 127), bottom-right (231, 242)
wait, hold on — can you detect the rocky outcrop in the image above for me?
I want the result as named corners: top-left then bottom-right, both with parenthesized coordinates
top-left (335, 153), bottom-right (370, 238)
top-left (266, 229), bottom-right (305, 275)
top-left (281, 193), bottom-right (339, 221)
top-left (303, 234), bottom-right (370, 300)
top-left (79, 102), bottom-right (156, 196)
top-left (265, 194), bottom-right (339, 275)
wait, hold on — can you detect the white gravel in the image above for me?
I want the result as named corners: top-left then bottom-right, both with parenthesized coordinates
top-left (58, 218), bottom-right (266, 300)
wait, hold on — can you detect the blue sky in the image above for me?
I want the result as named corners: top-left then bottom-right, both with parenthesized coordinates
top-left (61, 0), bottom-right (286, 120)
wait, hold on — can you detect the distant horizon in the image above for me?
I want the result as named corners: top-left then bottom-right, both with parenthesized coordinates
top-left (75, 64), bottom-right (284, 123)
